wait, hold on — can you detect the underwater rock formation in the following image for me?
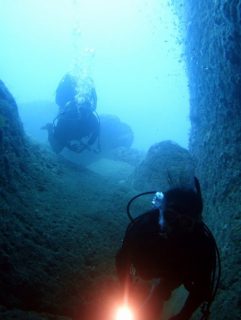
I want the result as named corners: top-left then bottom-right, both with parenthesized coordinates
top-left (172, 0), bottom-right (241, 319)
top-left (132, 140), bottom-right (195, 192)
top-left (0, 81), bottom-right (27, 190)
top-left (0, 81), bottom-right (133, 319)
top-left (106, 146), bottom-right (145, 166)
top-left (98, 114), bottom-right (134, 150)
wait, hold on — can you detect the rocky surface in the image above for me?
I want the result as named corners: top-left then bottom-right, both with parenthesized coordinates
top-left (172, 0), bottom-right (241, 319)
top-left (0, 81), bottom-right (28, 192)
top-left (0, 81), bottom-right (138, 320)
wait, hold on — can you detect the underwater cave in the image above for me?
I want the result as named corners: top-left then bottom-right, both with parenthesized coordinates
top-left (0, 0), bottom-right (241, 319)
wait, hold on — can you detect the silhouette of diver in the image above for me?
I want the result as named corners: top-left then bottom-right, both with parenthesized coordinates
top-left (116, 177), bottom-right (220, 320)
top-left (43, 73), bottom-right (100, 154)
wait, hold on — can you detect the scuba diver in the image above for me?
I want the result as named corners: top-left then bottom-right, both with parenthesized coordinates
top-left (42, 73), bottom-right (100, 154)
top-left (116, 177), bottom-right (220, 320)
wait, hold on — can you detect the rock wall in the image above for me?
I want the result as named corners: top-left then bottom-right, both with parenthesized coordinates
top-left (0, 81), bottom-right (27, 191)
top-left (172, 1), bottom-right (241, 319)
top-left (0, 80), bottom-right (135, 320)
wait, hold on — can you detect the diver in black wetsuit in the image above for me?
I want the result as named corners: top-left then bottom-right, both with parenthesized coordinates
top-left (43, 73), bottom-right (100, 154)
top-left (116, 178), bottom-right (220, 320)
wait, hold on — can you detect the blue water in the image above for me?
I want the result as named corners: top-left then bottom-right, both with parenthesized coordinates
top-left (0, 0), bottom-right (190, 151)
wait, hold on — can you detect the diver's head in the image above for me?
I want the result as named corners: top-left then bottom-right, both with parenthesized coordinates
top-left (158, 178), bottom-right (203, 235)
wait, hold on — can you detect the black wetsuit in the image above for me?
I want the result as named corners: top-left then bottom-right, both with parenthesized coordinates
top-left (116, 209), bottom-right (216, 319)
top-left (53, 110), bottom-right (99, 150)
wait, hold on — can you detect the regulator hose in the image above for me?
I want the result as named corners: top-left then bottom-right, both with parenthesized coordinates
top-left (126, 191), bottom-right (157, 222)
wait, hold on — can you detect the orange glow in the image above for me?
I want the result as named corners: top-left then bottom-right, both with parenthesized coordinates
top-left (115, 305), bottom-right (134, 320)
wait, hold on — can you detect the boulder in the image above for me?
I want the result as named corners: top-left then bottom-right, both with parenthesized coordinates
top-left (99, 114), bottom-right (134, 151)
top-left (0, 80), bottom-right (27, 189)
top-left (132, 140), bottom-right (195, 192)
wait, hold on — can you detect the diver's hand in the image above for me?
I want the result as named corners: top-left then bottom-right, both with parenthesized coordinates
top-left (68, 142), bottom-right (89, 153)
top-left (68, 143), bottom-right (81, 152)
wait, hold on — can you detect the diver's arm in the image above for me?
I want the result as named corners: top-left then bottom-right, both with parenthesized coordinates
top-left (169, 263), bottom-right (213, 320)
top-left (88, 129), bottom-right (99, 146)
top-left (170, 263), bottom-right (213, 318)
top-left (66, 142), bottom-right (87, 153)
top-left (87, 114), bottom-right (100, 149)
top-left (170, 226), bottom-right (216, 320)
